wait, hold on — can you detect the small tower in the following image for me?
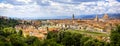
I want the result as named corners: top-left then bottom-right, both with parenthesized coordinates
top-left (72, 14), bottom-right (74, 20)
top-left (94, 15), bottom-right (99, 22)
top-left (72, 14), bottom-right (75, 24)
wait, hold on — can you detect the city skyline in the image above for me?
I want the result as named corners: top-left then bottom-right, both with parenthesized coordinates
top-left (0, 0), bottom-right (120, 19)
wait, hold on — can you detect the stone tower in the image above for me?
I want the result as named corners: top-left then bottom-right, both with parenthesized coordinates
top-left (72, 14), bottom-right (75, 24)
top-left (94, 15), bottom-right (99, 22)
top-left (72, 14), bottom-right (74, 20)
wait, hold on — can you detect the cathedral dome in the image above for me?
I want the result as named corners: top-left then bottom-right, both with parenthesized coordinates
top-left (103, 13), bottom-right (109, 20)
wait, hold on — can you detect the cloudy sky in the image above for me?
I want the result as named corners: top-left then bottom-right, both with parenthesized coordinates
top-left (0, 0), bottom-right (120, 19)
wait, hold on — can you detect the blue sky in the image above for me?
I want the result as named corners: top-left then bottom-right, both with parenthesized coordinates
top-left (0, 0), bottom-right (120, 19)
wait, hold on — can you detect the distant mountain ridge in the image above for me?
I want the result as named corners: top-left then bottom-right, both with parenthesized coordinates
top-left (1, 14), bottom-right (120, 20)
top-left (71, 14), bottom-right (120, 19)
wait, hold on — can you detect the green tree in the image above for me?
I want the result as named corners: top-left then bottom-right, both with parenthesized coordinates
top-left (42, 38), bottom-right (63, 46)
top-left (110, 25), bottom-right (120, 46)
top-left (3, 27), bottom-right (16, 37)
top-left (57, 31), bottom-right (82, 46)
top-left (8, 34), bottom-right (27, 46)
top-left (25, 36), bottom-right (42, 46)
top-left (17, 30), bottom-right (23, 36)
top-left (47, 31), bottom-right (58, 39)
top-left (0, 35), bottom-right (12, 46)
top-left (80, 37), bottom-right (90, 46)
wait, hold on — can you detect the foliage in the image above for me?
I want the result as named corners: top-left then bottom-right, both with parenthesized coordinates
top-left (0, 18), bottom-right (42, 46)
top-left (110, 25), bottom-right (120, 46)
top-left (0, 18), bottom-right (19, 29)
top-left (42, 38), bottom-right (63, 46)
top-left (58, 31), bottom-right (82, 46)
top-left (46, 30), bottom-right (109, 46)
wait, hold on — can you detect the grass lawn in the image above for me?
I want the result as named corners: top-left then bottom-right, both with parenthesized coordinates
top-left (65, 29), bottom-right (109, 37)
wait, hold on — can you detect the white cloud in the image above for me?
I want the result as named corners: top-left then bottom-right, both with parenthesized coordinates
top-left (50, 1), bottom-right (60, 6)
top-left (0, 3), bottom-right (14, 8)
top-left (0, 4), bottom-right (44, 18)
top-left (16, 0), bottom-right (32, 4)
top-left (0, 0), bottom-right (120, 19)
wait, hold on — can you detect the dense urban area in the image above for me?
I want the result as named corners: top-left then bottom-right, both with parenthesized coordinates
top-left (0, 14), bottom-right (120, 46)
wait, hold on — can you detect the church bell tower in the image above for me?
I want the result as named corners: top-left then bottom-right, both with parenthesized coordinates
top-left (72, 14), bottom-right (74, 20)
top-left (94, 15), bottom-right (99, 22)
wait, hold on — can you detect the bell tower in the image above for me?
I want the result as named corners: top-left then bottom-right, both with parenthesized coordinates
top-left (72, 14), bottom-right (75, 24)
top-left (94, 15), bottom-right (99, 22)
top-left (72, 14), bottom-right (74, 20)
